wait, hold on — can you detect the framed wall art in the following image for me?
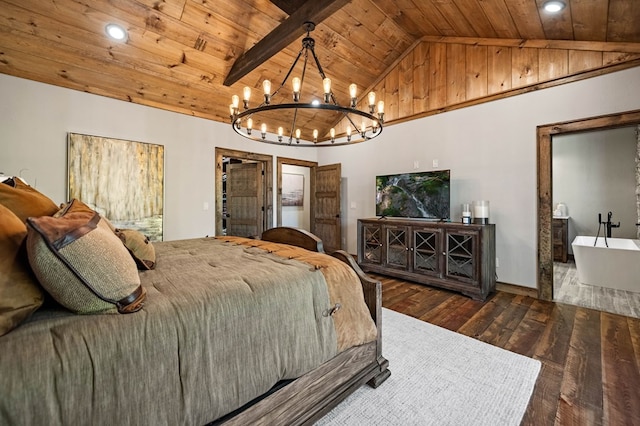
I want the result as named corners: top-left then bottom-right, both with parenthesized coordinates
top-left (282, 173), bottom-right (304, 207)
top-left (67, 133), bottom-right (165, 241)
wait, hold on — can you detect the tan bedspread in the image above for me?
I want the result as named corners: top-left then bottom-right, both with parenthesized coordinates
top-left (0, 237), bottom-right (376, 425)
top-left (220, 236), bottom-right (377, 352)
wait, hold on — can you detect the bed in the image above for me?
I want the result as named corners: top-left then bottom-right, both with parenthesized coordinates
top-left (0, 223), bottom-right (389, 425)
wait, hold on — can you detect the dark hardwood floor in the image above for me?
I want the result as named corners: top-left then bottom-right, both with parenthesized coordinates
top-left (376, 273), bottom-right (640, 426)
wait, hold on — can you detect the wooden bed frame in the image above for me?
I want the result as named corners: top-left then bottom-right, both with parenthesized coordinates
top-left (218, 227), bottom-right (390, 425)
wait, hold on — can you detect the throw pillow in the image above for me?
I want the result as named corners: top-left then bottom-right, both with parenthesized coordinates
top-left (0, 204), bottom-right (45, 336)
top-left (114, 228), bottom-right (156, 270)
top-left (26, 199), bottom-right (146, 314)
top-left (55, 201), bottom-right (117, 232)
top-left (0, 177), bottom-right (59, 222)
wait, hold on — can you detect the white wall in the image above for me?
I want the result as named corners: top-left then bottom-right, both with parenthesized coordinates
top-left (281, 164), bottom-right (311, 230)
top-left (2, 67), bottom-right (640, 289)
top-left (553, 127), bottom-right (637, 252)
top-left (318, 67), bottom-right (640, 288)
top-left (0, 74), bottom-right (318, 241)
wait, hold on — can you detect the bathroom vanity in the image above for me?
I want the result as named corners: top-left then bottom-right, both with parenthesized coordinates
top-left (552, 216), bottom-right (569, 263)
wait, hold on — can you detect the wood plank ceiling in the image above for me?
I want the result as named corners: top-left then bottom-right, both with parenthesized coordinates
top-left (0, 0), bottom-right (639, 142)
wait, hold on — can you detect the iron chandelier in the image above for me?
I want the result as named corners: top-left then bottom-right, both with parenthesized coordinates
top-left (229, 22), bottom-right (384, 147)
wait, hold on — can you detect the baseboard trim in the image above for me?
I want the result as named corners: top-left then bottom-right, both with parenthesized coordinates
top-left (496, 282), bottom-right (538, 298)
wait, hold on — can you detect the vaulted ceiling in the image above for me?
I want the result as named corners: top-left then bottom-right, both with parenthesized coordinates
top-left (1, 0), bottom-right (639, 142)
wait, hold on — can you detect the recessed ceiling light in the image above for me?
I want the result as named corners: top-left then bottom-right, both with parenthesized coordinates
top-left (543, 1), bottom-right (566, 13)
top-left (105, 23), bottom-right (127, 41)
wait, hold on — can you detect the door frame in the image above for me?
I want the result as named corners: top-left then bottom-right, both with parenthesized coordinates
top-left (276, 157), bottom-right (317, 228)
top-left (536, 109), bottom-right (640, 300)
top-left (215, 147), bottom-right (273, 236)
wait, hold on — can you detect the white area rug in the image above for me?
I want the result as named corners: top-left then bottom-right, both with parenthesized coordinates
top-left (316, 308), bottom-right (541, 425)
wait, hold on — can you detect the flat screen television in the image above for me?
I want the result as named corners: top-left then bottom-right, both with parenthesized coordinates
top-left (376, 169), bottom-right (450, 220)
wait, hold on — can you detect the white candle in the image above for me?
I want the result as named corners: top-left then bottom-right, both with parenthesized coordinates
top-left (473, 201), bottom-right (490, 220)
top-left (474, 205), bottom-right (489, 218)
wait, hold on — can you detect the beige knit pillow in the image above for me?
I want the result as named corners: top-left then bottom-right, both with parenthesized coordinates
top-left (26, 199), bottom-right (146, 314)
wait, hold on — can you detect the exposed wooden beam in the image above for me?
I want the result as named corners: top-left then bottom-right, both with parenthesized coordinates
top-left (223, 0), bottom-right (351, 86)
top-left (269, 0), bottom-right (307, 15)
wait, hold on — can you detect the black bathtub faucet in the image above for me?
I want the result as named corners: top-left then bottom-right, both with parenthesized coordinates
top-left (598, 211), bottom-right (620, 238)
top-left (595, 212), bottom-right (620, 247)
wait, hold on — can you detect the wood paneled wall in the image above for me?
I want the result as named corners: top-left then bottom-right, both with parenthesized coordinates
top-left (334, 37), bottom-right (640, 136)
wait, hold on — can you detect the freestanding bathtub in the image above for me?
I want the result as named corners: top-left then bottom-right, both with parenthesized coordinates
top-left (571, 236), bottom-right (640, 292)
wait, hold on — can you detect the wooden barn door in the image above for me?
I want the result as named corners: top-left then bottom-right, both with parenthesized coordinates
top-left (227, 162), bottom-right (264, 237)
top-left (312, 163), bottom-right (341, 253)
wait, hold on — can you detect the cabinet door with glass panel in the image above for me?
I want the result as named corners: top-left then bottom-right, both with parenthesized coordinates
top-left (444, 228), bottom-right (480, 285)
top-left (411, 226), bottom-right (442, 278)
top-left (359, 222), bottom-right (384, 266)
top-left (384, 225), bottom-right (410, 271)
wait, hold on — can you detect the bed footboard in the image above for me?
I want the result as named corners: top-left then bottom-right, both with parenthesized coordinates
top-left (218, 342), bottom-right (380, 425)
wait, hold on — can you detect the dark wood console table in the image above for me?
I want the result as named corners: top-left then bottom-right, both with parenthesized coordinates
top-left (357, 218), bottom-right (496, 300)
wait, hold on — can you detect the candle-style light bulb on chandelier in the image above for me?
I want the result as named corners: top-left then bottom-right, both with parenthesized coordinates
top-left (229, 22), bottom-right (384, 147)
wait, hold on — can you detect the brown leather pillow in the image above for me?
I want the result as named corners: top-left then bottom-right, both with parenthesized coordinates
top-left (26, 199), bottom-right (146, 314)
top-left (114, 228), bottom-right (156, 270)
top-left (0, 204), bottom-right (44, 336)
top-left (0, 177), bottom-right (59, 222)
top-left (55, 200), bottom-right (116, 232)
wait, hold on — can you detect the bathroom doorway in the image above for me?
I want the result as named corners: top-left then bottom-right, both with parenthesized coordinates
top-left (551, 127), bottom-right (638, 317)
top-left (536, 109), bottom-right (640, 303)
